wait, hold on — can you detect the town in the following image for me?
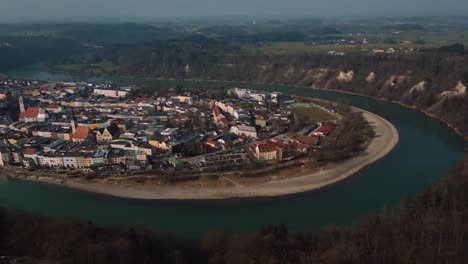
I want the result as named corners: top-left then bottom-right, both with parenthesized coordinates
top-left (0, 79), bottom-right (341, 179)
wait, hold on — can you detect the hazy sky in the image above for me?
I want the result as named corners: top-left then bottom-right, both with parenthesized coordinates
top-left (2, 0), bottom-right (468, 21)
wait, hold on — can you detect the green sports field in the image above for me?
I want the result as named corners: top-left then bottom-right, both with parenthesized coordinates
top-left (292, 104), bottom-right (338, 122)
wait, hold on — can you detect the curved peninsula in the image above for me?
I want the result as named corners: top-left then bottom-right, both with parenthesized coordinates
top-left (19, 107), bottom-right (398, 200)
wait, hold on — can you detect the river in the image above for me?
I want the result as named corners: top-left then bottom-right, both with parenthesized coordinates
top-left (0, 64), bottom-right (465, 240)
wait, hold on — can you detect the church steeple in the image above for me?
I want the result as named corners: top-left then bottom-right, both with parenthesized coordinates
top-left (19, 96), bottom-right (25, 113)
top-left (70, 109), bottom-right (77, 134)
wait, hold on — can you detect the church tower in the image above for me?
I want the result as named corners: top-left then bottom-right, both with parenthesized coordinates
top-left (19, 96), bottom-right (25, 113)
top-left (70, 109), bottom-right (77, 134)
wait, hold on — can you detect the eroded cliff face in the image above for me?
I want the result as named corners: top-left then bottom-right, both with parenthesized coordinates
top-left (115, 51), bottom-right (468, 135)
top-left (184, 62), bottom-right (468, 135)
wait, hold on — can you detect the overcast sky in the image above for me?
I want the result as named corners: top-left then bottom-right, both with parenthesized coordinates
top-left (1, 0), bottom-right (468, 21)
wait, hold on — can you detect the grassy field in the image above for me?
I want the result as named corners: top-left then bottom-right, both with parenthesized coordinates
top-left (292, 104), bottom-right (338, 122)
top-left (247, 42), bottom-right (430, 54)
top-left (53, 60), bottom-right (119, 74)
top-left (356, 31), bottom-right (468, 46)
top-left (246, 31), bottom-right (468, 54)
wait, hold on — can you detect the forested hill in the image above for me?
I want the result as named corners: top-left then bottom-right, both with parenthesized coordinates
top-left (91, 44), bottom-right (468, 135)
top-left (0, 23), bottom-right (186, 72)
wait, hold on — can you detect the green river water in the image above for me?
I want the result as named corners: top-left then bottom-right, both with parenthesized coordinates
top-left (0, 65), bottom-right (464, 240)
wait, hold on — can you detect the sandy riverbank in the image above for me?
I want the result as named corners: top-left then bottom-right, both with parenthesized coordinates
top-left (14, 107), bottom-right (398, 200)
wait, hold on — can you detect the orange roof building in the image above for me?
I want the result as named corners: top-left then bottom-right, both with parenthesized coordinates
top-left (23, 147), bottom-right (38, 158)
top-left (19, 107), bottom-right (46, 122)
top-left (72, 126), bottom-right (91, 142)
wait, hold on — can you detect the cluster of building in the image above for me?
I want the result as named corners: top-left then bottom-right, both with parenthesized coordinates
top-left (0, 80), bottom-right (338, 175)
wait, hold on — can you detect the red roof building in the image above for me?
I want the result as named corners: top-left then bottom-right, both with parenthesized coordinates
top-left (72, 126), bottom-right (91, 142)
top-left (45, 104), bottom-right (62, 113)
top-left (313, 124), bottom-right (336, 137)
top-left (251, 141), bottom-right (283, 161)
top-left (257, 141), bottom-right (279, 153)
top-left (23, 147), bottom-right (38, 157)
top-left (19, 107), bottom-right (45, 122)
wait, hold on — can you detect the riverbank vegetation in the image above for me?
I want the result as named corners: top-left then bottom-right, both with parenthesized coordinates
top-left (317, 112), bottom-right (375, 162)
top-left (51, 60), bottom-right (120, 76)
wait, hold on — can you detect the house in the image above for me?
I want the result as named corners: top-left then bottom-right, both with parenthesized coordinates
top-left (77, 154), bottom-right (87, 168)
top-left (213, 106), bottom-right (229, 128)
top-left (37, 152), bottom-right (63, 168)
top-left (94, 88), bottom-right (128, 98)
top-left (92, 150), bottom-right (108, 166)
top-left (248, 92), bottom-right (265, 102)
top-left (230, 125), bottom-right (257, 138)
top-left (96, 123), bottom-right (120, 143)
top-left (11, 147), bottom-right (22, 164)
top-left (19, 107), bottom-right (47, 122)
top-left (112, 119), bottom-right (132, 132)
top-left (148, 140), bottom-right (170, 151)
top-left (110, 140), bottom-right (135, 151)
top-left (0, 147), bottom-right (12, 166)
top-left (135, 142), bottom-right (154, 156)
top-left (151, 112), bottom-right (169, 123)
top-left (63, 153), bottom-right (78, 168)
top-left (23, 147), bottom-right (39, 160)
top-left (45, 104), bottom-right (63, 113)
top-left (84, 153), bottom-right (94, 167)
top-left (230, 88), bottom-right (249, 99)
top-left (108, 149), bottom-right (126, 165)
top-left (251, 141), bottom-right (282, 161)
top-left (72, 126), bottom-right (91, 142)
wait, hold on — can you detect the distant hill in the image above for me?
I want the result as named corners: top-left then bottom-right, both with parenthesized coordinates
top-left (383, 23), bottom-right (424, 31)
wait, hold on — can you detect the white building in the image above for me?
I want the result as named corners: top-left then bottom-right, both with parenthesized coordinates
top-left (94, 88), bottom-right (128, 98)
top-left (92, 151), bottom-right (108, 166)
top-left (63, 154), bottom-right (78, 168)
top-left (230, 125), bottom-right (257, 138)
top-left (230, 88), bottom-right (249, 99)
top-left (248, 92), bottom-right (265, 102)
top-left (0, 148), bottom-right (12, 166)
